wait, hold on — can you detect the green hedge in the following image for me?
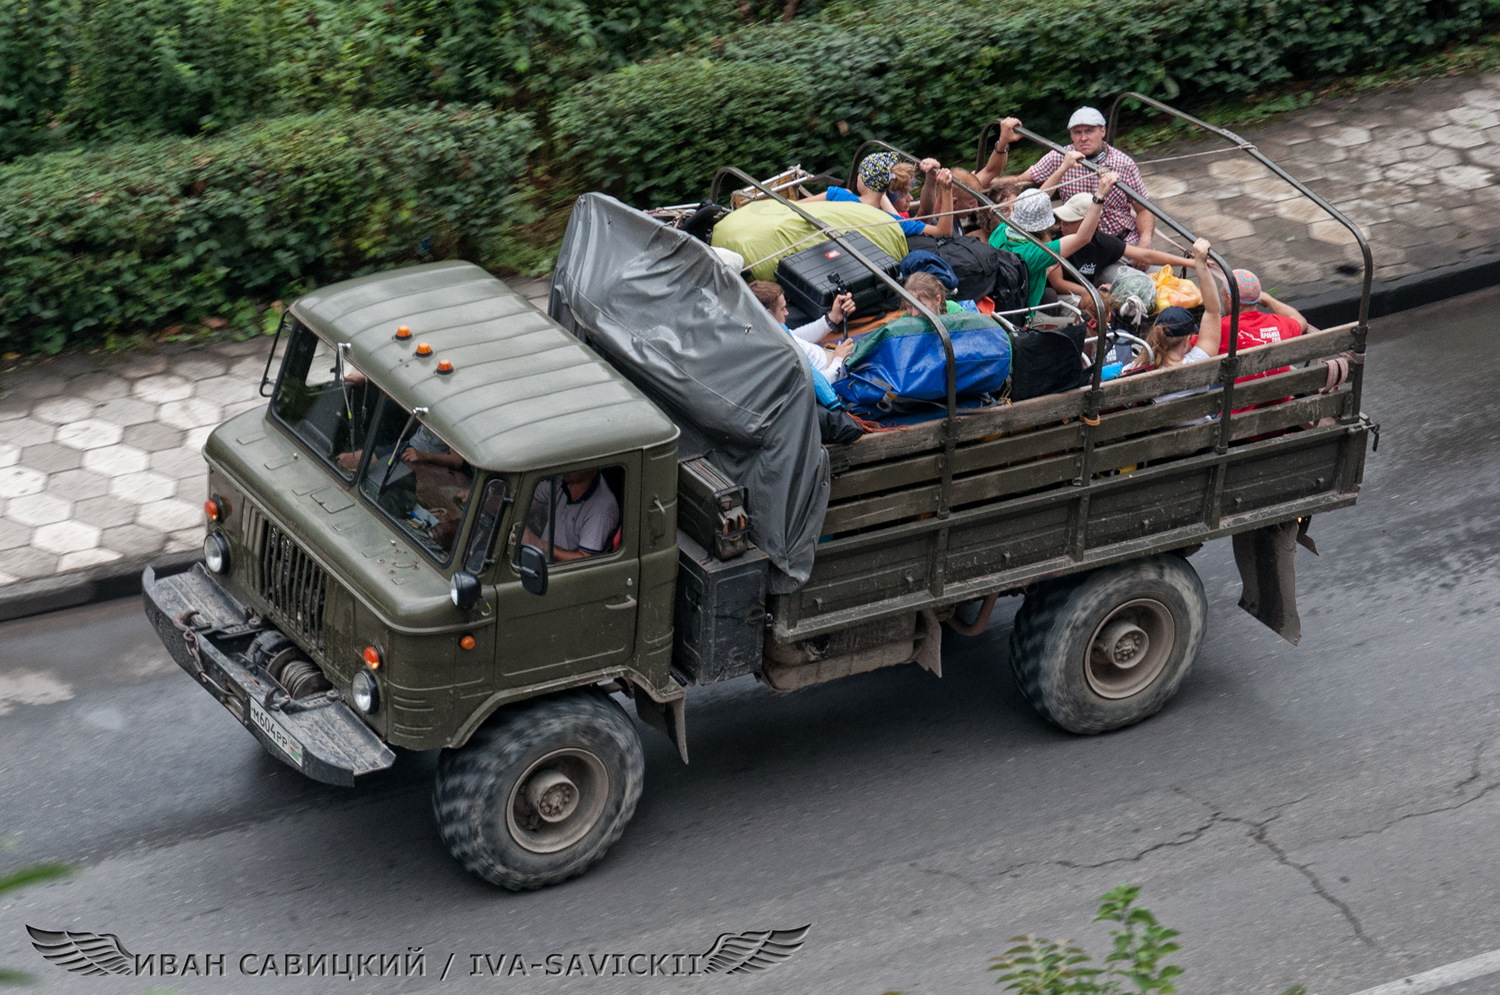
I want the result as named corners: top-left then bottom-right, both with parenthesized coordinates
top-left (558, 0), bottom-right (1498, 205)
top-left (0, 105), bottom-right (536, 353)
top-left (0, 0), bottom-right (737, 158)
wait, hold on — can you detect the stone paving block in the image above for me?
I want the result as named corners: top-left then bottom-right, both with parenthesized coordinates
top-left (122, 422), bottom-right (187, 453)
top-left (108, 470), bottom-right (177, 504)
top-left (72, 495), bottom-right (138, 529)
top-left (4, 548), bottom-right (59, 581)
top-left (54, 419), bottom-right (125, 451)
top-left (1274, 198), bottom-right (1329, 224)
top-left (150, 447), bottom-right (206, 481)
top-left (69, 373), bottom-right (131, 403)
top-left (33, 396), bottom-right (94, 425)
top-left (58, 548), bottom-right (123, 571)
top-left (184, 426), bottom-right (214, 451)
top-left (115, 355), bottom-right (168, 380)
top-left (82, 444), bottom-right (149, 477)
top-left (0, 518), bottom-right (29, 552)
top-left (92, 396), bottom-right (158, 428)
top-left (1437, 165), bottom-right (1492, 190)
top-left (222, 399), bottom-right (264, 420)
top-left (46, 469), bottom-right (109, 501)
top-left (0, 443), bottom-right (17, 470)
top-left (1390, 201), bottom-right (1453, 229)
top-left (7, 492), bottom-right (72, 527)
top-left (1446, 106), bottom-right (1499, 129)
top-left (164, 527), bottom-right (202, 554)
top-left (1428, 123), bottom-right (1488, 150)
top-left (1461, 87), bottom-right (1500, 110)
top-left (32, 520), bottom-right (101, 555)
top-left (101, 523), bottom-right (166, 557)
top-left (0, 467), bottom-right (47, 499)
top-left (3, 377), bottom-right (65, 402)
top-left (130, 374), bottom-right (193, 404)
top-left (229, 356), bottom-right (270, 381)
top-left (137, 498), bottom-right (201, 533)
top-left (1368, 221), bottom-right (1440, 249)
top-left (157, 398), bottom-right (222, 432)
top-left (193, 375), bottom-right (261, 404)
top-left (1309, 219), bottom-right (1359, 245)
top-left (171, 356), bottom-right (227, 380)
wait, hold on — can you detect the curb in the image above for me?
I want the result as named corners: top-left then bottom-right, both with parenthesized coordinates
top-left (4, 250), bottom-right (1500, 623)
top-left (0, 551), bottom-right (200, 624)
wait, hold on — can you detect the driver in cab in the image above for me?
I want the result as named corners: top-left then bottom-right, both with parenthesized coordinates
top-left (522, 469), bottom-right (620, 562)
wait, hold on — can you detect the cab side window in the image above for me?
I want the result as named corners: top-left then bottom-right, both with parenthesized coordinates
top-left (517, 466), bottom-right (624, 564)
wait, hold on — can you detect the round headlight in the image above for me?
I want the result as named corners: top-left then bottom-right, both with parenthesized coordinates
top-left (203, 533), bottom-right (230, 574)
top-left (352, 668), bottom-right (379, 715)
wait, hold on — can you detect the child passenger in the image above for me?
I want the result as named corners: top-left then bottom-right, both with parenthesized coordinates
top-left (1123, 237), bottom-right (1220, 382)
top-left (804, 152), bottom-right (956, 238)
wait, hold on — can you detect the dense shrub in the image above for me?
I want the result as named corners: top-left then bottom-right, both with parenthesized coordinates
top-left (0, 0), bottom-right (78, 158)
top-left (0, 0), bottom-right (737, 155)
top-left (552, 57), bottom-right (823, 205)
top-left (562, 0), bottom-right (1498, 205)
top-left (0, 106), bottom-right (537, 353)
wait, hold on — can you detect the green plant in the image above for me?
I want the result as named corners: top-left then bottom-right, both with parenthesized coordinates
top-left (0, 104), bottom-right (537, 354)
top-left (988, 884), bottom-right (1182, 994)
top-left (0, 0), bottom-right (79, 159)
top-left (0, 856), bottom-right (70, 985)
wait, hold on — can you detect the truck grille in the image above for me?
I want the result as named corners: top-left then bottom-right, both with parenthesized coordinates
top-left (245, 505), bottom-right (328, 651)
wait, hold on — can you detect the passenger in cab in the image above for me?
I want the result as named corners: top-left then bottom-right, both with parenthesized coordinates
top-left (1123, 238), bottom-right (1221, 376)
top-left (749, 280), bottom-right (856, 408)
top-left (804, 152), bottom-right (955, 238)
top-left (990, 172), bottom-right (1120, 308)
top-left (1026, 107), bottom-right (1155, 248)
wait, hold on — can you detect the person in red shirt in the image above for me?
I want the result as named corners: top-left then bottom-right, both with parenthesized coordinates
top-left (1219, 268), bottom-right (1309, 354)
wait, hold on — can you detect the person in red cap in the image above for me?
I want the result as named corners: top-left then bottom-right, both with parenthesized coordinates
top-left (1219, 268), bottom-right (1309, 350)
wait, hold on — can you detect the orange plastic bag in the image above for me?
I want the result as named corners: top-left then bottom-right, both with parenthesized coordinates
top-left (1153, 266), bottom-right (1203, 311)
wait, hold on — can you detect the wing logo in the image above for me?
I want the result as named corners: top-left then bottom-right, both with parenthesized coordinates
top-left (699, 925), bottom-right (810, 975)
top-left (26, 926), bottom-right (135, 976)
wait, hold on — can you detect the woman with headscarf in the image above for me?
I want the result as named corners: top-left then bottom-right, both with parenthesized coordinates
top-left (804, 151), bottom-right (955, 239)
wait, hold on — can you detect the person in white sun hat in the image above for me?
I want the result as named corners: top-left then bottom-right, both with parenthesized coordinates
top-left (989, 171), bottom-right (1119, 308)
top-left (1020, 106), bottom-right (1155, 249)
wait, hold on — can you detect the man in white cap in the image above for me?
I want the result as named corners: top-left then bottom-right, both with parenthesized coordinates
top-left (989, 172), bottom-right (1119, 308)
top-left (1026, 106), bottom-right (1154, 249)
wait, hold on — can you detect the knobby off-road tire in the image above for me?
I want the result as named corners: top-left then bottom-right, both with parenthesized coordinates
top-left (433, 690), bottom-right (644, 890)
top-left (1008, 555), bottom-right (1208, 735)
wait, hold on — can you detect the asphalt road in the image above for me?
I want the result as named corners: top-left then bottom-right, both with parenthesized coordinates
top-left (2, 287), bottom-right (1499, 995)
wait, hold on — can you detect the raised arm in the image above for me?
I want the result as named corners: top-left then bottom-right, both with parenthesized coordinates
top-left (1192, 238), bottom-right (1223, 356)
top-left (1058, 172), bottom-right (1117, 257)
top-left (1258, 292), bottom-right (1310, 333)
top-left (913, 169), bottom-right (955, 237)
top-left (916, 158), bottom-right (941, 220)
top-left (1041, 148), bottom-right (1085, 194)
top-left (1122, 244), bottom-right (1195, 269)
top-left (975, 117), bottom-right (1023, 188)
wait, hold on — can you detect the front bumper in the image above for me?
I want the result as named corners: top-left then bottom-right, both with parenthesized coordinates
top-left (143, 563), bottom-right (396, 786)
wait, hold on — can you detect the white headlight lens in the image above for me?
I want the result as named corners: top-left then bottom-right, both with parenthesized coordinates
top-left (203, 533), bottom-right (229, 574)
top-left (352, 668), bottom-right (379, 714)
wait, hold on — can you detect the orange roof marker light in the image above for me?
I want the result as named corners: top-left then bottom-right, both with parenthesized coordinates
top-left (415, 342), bottom-right (433, 356)
top-left (395, 325), bottom-right (412, 340)
top-left (436, 359), bottom-right (454, 375)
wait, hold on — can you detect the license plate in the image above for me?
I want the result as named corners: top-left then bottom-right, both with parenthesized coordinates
top-left (250, 698), bottom-right (305, 768)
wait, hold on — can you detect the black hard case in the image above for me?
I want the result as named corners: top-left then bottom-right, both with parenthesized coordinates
top-left (672, 533), bottom-right (769, 685)
top-left (775, 232), bottom-right (900, 320)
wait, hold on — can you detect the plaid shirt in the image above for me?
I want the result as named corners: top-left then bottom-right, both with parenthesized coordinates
top-left (1027, 144), bottom-right (1148, 244)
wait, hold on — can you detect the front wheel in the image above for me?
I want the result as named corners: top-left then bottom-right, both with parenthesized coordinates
top-left (1008, 555), bottom-right (1208, 734)
top-left (433, 690), bottom-right (644, 890)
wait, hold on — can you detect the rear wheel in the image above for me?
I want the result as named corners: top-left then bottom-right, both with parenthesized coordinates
top-left (1008, 555), bottom-right (1208, 734)
top-left (433, 690), bottom-right (644, 890)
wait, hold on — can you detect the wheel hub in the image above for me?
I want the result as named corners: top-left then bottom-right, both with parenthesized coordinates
top-left (505, 748), bottom-right (610, 854)
top-left (1084, 598), bottom-right (1175, 699)
top-left (526, 770), bottom-right (580, 823)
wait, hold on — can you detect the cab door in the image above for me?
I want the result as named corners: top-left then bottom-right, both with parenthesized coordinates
top-left (493, 456), bottom-right (640, 683)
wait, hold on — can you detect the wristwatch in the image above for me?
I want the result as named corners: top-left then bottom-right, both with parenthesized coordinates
top-left (1091, 195), bottom-right (1105, 204)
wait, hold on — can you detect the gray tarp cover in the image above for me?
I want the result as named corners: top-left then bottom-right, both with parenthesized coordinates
top-left (548, 193), bottom-right (830, 592)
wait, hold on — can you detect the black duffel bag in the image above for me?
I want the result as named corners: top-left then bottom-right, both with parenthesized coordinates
top-left (1009, 323), bottom-right (1089, 401)
top-left (905, 234), bottom-right (1029, 313)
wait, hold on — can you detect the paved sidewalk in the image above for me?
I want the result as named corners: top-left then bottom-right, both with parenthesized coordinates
top-left (3, 72), bottom-right (1499, 613)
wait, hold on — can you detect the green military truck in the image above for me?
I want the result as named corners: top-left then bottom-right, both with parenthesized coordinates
top-left (144, 126), bottom-right (1374, 890)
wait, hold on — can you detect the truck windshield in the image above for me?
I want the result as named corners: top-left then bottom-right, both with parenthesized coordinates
top-left (357, 401), bottom-right (475, 563)
top-left (270, 321), bottom-right (383, 481)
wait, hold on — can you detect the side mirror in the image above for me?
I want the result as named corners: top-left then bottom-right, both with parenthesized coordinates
top-left (450, 571), bottom-right (481, 610)
top-left (517, 544), bottom-right (549, 596)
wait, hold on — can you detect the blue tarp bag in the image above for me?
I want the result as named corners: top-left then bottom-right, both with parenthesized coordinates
top-left (834, 312), bottom-right (1012, 415)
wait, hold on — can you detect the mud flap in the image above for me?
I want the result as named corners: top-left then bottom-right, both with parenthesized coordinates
top-left (1231, 518), bottom-right (1315, 645)
top-left (635, 693), bottom-right (689, 765)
